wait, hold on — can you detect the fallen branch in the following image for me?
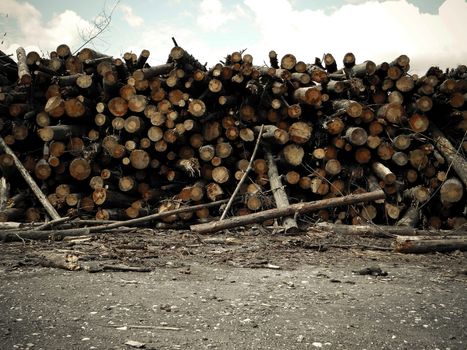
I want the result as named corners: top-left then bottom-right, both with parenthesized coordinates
top-left (36, 217), bottom-right (71, 231)
top-left (0, 136), bottom-right (61, 220)
top-left (191, 190), bottom-right (385, 234)
top-left (85, 264), bottom-right (152, 273)
top-left (0, 198), bottom-right (230, 242)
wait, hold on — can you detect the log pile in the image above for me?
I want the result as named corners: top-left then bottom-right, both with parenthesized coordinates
top-left (0, 44), bottom-right (465, 231)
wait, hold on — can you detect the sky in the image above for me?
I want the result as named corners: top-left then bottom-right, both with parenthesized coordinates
top-left (0, 0), bottom-right (466, 75)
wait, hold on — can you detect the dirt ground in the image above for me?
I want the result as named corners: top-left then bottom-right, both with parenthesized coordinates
top-left (0, 227), bottom-right (466, 350)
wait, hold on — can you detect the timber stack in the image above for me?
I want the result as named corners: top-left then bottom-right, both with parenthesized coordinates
top-left (0, 44), bottom-right (465, 231)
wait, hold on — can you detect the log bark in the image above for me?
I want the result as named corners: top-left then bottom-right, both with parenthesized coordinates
top-left (394, 236), bottom-right (467, 254)
top-left (16, 47), bottom-right (31, 85)
top-left (191, 190), bottom-right (385, 234)
top-left (265, 149), bottom-right (299, 234)
top-left (372, 162), bottom-right (396, 185)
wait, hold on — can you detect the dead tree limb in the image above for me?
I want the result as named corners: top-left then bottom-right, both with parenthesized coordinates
top-left (191, 190), bottom-right (385, 234)
top-left (0, 198), bottom-right (231, 242)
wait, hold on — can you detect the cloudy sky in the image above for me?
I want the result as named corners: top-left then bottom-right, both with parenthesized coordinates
top-left (1, 0), bottom-right (466, 75)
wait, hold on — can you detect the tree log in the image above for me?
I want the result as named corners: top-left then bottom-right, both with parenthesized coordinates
top-left (430, 124), bottom-right (467, 187)
top-left (265, 149), bottom-right (299, 234)
top-left (394, 236), bottom-right (467, 254)
top-left (315, 223), bottom-right (466, 237)
top-left (16, 47), bottom-right (31, 85)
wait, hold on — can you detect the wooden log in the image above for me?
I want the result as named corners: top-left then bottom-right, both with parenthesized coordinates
top-left (392, 152), bottom-right (409, 166)
top-left (332, 100), bottom-right (362, 118)
top-left (372, 162), bottom-right (396, 184)
top-left (92, 188), bottom-right (135, 207)
top-left (394, 236), bottom-right (467, 254)
top-left (440, 177), bottom-right (464, 204)
top-left (293, 87), bottom-right (322, 105)
top-left (403, 185), bottom-right (430, 203)
top-left (108, 97), bottom-right (128, 117)
top-left (129, 149), bottom-right (150, 169)
top-left (409, 149), bottom-right (428, 169)
top-left (16, 47), bottom-right (31, 85)
top-left (343, 52), bottom-right (356, 68)
top-left (288, 122), bottom-right (312, 144)
top-left (396, 206), bottom-right (419, 227)
top-left (191, 190), bottom-right (385, 234)
top-left (344, 127), bottom-right (367, 146)
top-left (377, 103), bottom-right (404, 124)
top-left (385, 202), bottom-right (401, 220)
top-left (409, 113), bottom-right (429, 133)
top-left (69, 157), bottom-right (91, 181)
top-left (430, 124), bottom-right (467, 187)
top-left (265, 149), bottom-right (299, 234)
top-left (323, 53), bottom-right (337, 73)
top-left (282, 144), bottom-right (304, 166)
top-left (37, 125), bottom-right (88, 142)
top-left (315, 222), bottom-right (466, 237)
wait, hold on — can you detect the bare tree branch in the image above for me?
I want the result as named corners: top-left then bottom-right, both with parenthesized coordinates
top-left (73, 0), bottom-right (120, 55)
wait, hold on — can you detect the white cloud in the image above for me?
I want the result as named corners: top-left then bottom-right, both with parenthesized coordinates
top-left (1, 0), bottom-right (91, 56)
top-left (119, 4), bottom-right (144, 28)
top-left (196, 0), bottom-right (240, 31)
top-left (243, 0), bottom-right (467, 74)
top-left (344, 0), bottom-right (385, 3)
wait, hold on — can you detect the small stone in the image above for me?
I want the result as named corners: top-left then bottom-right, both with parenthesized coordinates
top-left (125, 340), bottom-right (146, 348)
top-left (312, 342), bottom-right (323, 348)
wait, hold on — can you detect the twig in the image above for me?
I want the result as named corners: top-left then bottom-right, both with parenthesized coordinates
top-left (220, 124), bottom-right (264, 220)
top-left (73, 0), bottom-right (120, 55)
top-left (99, 324), bottom-right (181, 331)
top-left (36, 217), bottom-right (71, 231)
top-left (86, 264), bottom-right (152, 273)
top-left (172, 37), bottom-right (179, 47)
top-left (328, 244), bottom-right (392, 251)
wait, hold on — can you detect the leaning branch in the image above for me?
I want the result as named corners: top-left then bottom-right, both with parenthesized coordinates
top-left (0, 136), bottom-right (60, 220)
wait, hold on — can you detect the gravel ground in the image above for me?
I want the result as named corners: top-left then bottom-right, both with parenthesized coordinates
top-left (0, 230), bottom-right (466, 350)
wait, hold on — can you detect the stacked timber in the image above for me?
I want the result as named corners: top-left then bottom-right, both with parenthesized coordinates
top-left (0, 44), bottom-right (465, 230)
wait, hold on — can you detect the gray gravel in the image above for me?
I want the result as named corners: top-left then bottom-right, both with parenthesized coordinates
top-left (0, 260), bottom-right (466, 350)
